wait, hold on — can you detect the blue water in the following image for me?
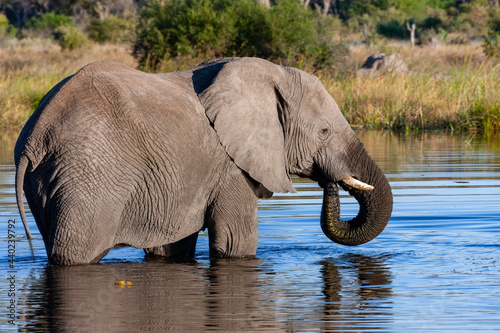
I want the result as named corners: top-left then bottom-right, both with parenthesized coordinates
top-left (1, 130), bottom-right (499, 331)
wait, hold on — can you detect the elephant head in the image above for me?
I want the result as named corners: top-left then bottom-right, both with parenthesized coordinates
top-left (196, 58), bottom-right (392, 246)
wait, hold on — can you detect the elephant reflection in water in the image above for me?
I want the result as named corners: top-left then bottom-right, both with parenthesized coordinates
top-left (20, 258), bottom-right (281, 332)
top-left (21, 255), bottom-right (392, 331)
top-left (319, 254), bottom-right (393, 331)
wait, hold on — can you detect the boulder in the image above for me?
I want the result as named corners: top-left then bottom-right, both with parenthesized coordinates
top-left (357, 53), bottom-right (409, 76)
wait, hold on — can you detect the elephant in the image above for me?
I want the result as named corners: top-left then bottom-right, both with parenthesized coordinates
top-left (15, 57), bottom-right (393, 265)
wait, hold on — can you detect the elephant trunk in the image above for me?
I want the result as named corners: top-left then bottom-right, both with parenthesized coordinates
top-left (320, 149), bottom-right (393, 246)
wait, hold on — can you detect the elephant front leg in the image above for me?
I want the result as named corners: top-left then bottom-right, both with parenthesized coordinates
top-left (144, 232), bottom-right (199, 258)
top-left (207, 176), bottom-right (259, 258)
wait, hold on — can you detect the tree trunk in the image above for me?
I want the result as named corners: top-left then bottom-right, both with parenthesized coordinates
top-left (301, 0), bottom-right (312, 8)
top-left (255, 0), bottom-right (271, 8)
top-left (322, 0), bottom-right (331, 16)
top-left (407, 22), bottom-right (416, 48)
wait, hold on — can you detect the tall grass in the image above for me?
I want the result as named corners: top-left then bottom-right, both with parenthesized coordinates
top-left (1, 38), bottom-right (499, 133)
top-left (0, 39), bottom-right (136, 128)
top-left (320, 42), bottom-right (500, 133)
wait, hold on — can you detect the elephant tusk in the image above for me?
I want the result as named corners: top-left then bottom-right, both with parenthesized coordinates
top-left (341, 176), bottom-right (374, 191)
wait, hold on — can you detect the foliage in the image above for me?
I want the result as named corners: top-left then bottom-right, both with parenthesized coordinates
top-left (133, 0), bottom-right (347, 71)
top-left (269, 0), bottom-right (344, 67)
top-left (337, 0), bottom-right (392, 21)
top-left (25, 12), bottom-right (74, 30)
top-left (376, 19), bottom-right (407, 39)
top-left (421, 16), bottom-right (443, 32)
top-left (53, 25), bottom-right (89, 50)
top-left (336, 0), bottom-right (455, 21)
top-left (483, 30), bottom-right (500, 57)
top-left (0, 13), bottom-right (17, 38)
top-left (23, 12), bottom-right (75, 39)
top-left (88, 15), bottom-right (136, 43)
top-left (392, 0), bottom-right (455, 17)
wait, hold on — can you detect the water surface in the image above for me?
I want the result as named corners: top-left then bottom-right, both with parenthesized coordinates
top-left (1, 130), bottom-right (499, 331)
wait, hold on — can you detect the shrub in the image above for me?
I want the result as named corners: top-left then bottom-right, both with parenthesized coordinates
top-left (133, 0), bottom-right (347, 71)
top-left (88, 15), bottom-right (136, 43)
top-left (54, 25), bottom-right (89, 50)
top-left (421, 16), bottom-right (443, 33)
top-left (483, 30), bottom-right (500, 58)
top-left (25, 12), bottom-right (74, 30)
top-left (0, 13), bottom-right (17, 39)
top-left (24, 12), bottom-right (75, 39)
top-left (376, 19), bottom-right (407, 39)
top-left (493, 19), bottom-right (500, 33)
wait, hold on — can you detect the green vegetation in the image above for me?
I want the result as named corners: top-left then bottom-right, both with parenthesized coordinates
top-left (1, 0), bottom-right (500, 133)
top-left (54, 25), bottom-right (89, 50)
top-left (0, 13), bottom-right (17, 39)
top-left (25, 12), bottom-right (74, 31)
top-left (88, 15), bottom-right (136, 43)
top-left (23, 12), bottom-right (88, 49)
top-left (133, 0), bottom-right (346, 71)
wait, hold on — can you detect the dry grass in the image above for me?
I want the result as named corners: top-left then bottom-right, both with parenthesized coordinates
top-left (1, 38), bottom-right (499, 133)
top-left (0, 38), bottom-right (136, 128)
top-left (321, 41), bottom-right (500, 132)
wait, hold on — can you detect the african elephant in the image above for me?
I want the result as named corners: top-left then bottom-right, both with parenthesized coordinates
top-left (15, 57), bottom-right (392, 265)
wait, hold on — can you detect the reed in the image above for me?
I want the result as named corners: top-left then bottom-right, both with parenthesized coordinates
top-left (320, 41), bottom-right (500, 133)
top-left (1, 38), bottom-right (499, 133)
top-left (0, 39), bottom-right (136, 129)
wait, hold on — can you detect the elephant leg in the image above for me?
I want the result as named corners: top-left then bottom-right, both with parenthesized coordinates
top-left (90, 248), bottom-right (112, 263)
top-left (144, 232), bottom-right (199, 258)
top-left (207, 172), bottom-right (259, 258)
top-left (46, 198), bottom-right (118, 265)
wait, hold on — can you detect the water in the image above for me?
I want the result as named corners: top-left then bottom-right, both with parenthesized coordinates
top-left (1, 130), bottom-right (499, 332)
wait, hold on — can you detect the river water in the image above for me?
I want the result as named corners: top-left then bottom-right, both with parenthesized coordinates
top-left (1, 130), bottom-right (499, 332)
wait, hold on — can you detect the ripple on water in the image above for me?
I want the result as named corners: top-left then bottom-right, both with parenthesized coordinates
top-left (1, 131), bottom-right (500, 331)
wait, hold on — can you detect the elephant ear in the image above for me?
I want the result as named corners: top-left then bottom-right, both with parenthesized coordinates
top-left (198, 58), bottom-right (296, 194)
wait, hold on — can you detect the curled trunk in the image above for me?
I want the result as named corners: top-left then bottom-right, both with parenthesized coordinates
top-left (321, 154), bottom-right (393, 246)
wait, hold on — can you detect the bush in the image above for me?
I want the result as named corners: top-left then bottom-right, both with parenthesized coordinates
top-left (493, 19), bottom-right (500, 33)
top-left (26, 12), bottom-right (74, 30)
top-left (376, 19), bottom-right (407, 39)
top-left (0, 13), bottom-right (17, 39)
top-left (483, 30), bottom-right (500, 58)
top-left (54, 25), bottom-right (89, 50)
top-left (133, 0), bottom-right (347, 71)
top-left (421, 16), bottom-right (443, 33)
top-left (24, 12), bottom-right (74, 39)
top-left (88, 15), bottom-right (136, 43)
top-left (134, 0), bottom-right (271, 67)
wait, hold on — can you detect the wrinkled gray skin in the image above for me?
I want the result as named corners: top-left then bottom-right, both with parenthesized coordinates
top-left (15, 58), bottom-right (393, 265)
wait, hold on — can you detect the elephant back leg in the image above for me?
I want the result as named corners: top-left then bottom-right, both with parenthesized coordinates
top-left (207, 170), bottom-right (259, 258)
top-left (45, 194), bottom-right (121, 265)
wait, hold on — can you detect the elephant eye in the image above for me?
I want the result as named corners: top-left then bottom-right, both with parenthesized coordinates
top-left (320, 127), bottom-right (331, 138)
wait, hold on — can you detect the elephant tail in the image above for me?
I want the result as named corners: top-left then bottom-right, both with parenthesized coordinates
top-left (15, 155), bottom-right (32, 241)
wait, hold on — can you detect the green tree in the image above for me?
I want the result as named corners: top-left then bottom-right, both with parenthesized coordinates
top-left (133, 0), bottom-right (346, 71)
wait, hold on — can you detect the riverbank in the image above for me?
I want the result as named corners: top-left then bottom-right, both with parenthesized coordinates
top-left (323, 41), bottom-right (500, 133)
top-left (1, 39), bottom-right (498, 133)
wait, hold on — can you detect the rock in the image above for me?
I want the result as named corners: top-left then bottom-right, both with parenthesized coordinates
top-left (429, 37), bottom-right (442, 47)
top-left (357, 53), bottom-right (409, 76)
